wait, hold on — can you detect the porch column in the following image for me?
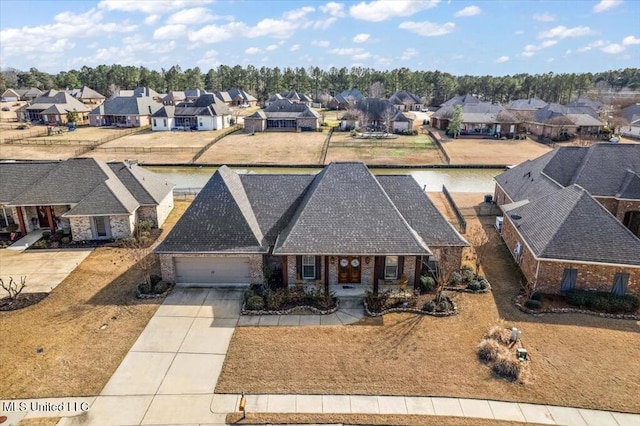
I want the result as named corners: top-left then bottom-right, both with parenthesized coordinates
top-left (45, 206), bottom-right (56, 233)
top-left (282, 256), bottom-right (288, 287)
top-left (15, 206), bottom-right (26, 235)
top-left (324, 256), bottom-right (329, 295)
top-left (414, 256), bottom-right (422, 290)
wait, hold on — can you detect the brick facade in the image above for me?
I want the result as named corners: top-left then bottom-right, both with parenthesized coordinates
top-left (243, 118), bottom-right (265, 133)
top-left (159, 253), bottom-right (264, 284)
top-left (70, 216), bottom-right (92, 241)
top-left (109, 215), bottom-right (134, 239)
top-left (296, 117), bottom-right (320, 130)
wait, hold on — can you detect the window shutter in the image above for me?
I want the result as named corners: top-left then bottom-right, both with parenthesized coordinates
top-left (296, 256), bottom-right (302, 279)
top-left (398, 256), bottom-right (405, 276)
top-left (315, 256), bottom-right (321, 279)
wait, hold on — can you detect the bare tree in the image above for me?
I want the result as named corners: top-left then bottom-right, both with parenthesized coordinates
top-left (0, 276), bottom-right (26, 301)
top-left (466, 224), bottom-right (498, 274)
top-left (120, 222), bottom-right (156, 287)
top-left (369, 81), bottom-right (385, 98)
top-left (382, 107), bottom-right (396, 134)
top-left (432, 248), bottom-right (457, 301)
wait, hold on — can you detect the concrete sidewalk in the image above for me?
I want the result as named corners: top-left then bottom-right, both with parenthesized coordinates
top-left (3, 287), bottom-right (638, 425)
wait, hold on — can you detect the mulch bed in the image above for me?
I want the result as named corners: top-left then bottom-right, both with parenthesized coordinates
top-left (0, 293), bottom-right (48, 311)
top-left (515, 293), bottom-right (640, 320)
top-left (26, 228), bottom-right (162, 250)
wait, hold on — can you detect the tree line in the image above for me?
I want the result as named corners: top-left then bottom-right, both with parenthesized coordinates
top-left (1, 64), bottom-right (638, 106)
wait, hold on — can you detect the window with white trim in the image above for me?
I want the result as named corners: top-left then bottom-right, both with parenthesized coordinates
top-left (302, 255), bottom-right (316, 280)
top-left (384, 256), bottom-right (399, 279)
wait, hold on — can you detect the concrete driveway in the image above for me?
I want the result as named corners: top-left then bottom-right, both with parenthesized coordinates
top-left (0, 248), bottom-right (93, 293)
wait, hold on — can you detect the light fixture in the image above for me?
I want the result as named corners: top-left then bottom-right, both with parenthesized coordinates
top-left (330, 256), bottom-right (336, 265)
top-left (365, 256), bottom-right (371, 264)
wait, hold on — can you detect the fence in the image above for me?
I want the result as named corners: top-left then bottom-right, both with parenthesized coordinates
top-left (330, 140), bottom-right (434, 149)
top-left (0, 128), bottom-right (48, 143)
top-left (191, 125), bottom-right (242, 163)
top-left (442, 184), bottom-right (466, 234)
top-left (73, 125), bottom-right (152, 156)
top-left (90, 146), bottom-right (201, 153)
top-left (319, 126), bottom-right (336, 163)
top-left (427, 129), bottom-right (451, 164)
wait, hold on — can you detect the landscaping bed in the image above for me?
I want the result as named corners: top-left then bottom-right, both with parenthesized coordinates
top-left (515, 291), bottom-right (640, 320)
top-left (364, 290), bottom-right (457, 317)
top-left (0, 292), bottom-right (48, 311)
top-left (242, 284), bottom-right (338, 314)
top-left (477, 325), bottom-right (530, 384)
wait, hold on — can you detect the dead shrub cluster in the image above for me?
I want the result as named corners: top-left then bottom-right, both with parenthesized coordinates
top-left (477, 325), bottom-right (524, 382)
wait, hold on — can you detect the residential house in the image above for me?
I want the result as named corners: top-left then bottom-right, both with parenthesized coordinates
top-left (621, 103), bottom-right (640, 139)
top-left (340, 98), bottom-right (413, 132)
top-left (388, 90), bottom-right (424, 111)
top-left (334, 88), bottom-right (366, 109)
top-left (151, 94), bottom-right (231, 131)
top-left (67, 86), bottom-right (106, 106)
top-left (155, 162), bottom-right (467, 292)
top-left (215, 88), bottom-right (258, 107)
top-left (89, 94), bottom-right (163, 127)
top-left (494, 144), bottom-right (640, 296)
top-left (524, 103), bottom-right (604, 139)
top-left (1, 89), bottom-right (21, 102)
top-left (505, 98), bottom-right (548, 112)
top-left (431, 94), bottom-right (519, 136)
top-left (243, 98), bottom-right (320, 132)
top-left (16, 89), bottom-right (91, 125)
top-left (265, 90), bottom-right (313, 106)
top-left (0, 158), bottom-right (174, 241)
top-left (567, 98), bottom-right (603, 112)
top-left (117, 87), bottom-right (161, 99)
top-left (162, 91), bottom-right (186, 105)
top-left (5, 87), bottom-right (43, 102)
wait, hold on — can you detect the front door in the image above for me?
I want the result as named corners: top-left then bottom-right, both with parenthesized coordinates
top-left (338, 256), bottom-right (361, 284)
top-left (36, 206), bottom-right (49, 228)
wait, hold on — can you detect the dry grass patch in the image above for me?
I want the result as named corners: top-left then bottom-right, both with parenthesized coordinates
top-left (227, 412), bottom-right (541, 426)
top-left (98, 128), bottom-right (227, 149)
top-left (198, 131), bottom-right (326, 164)
top-left (441, 138), bottom-right (552, 165)
top-left (326, 133), bottom-right (442, 165)
top-left (84, 150), bottom-right (197, 164)
top-left (0, 144), bottom-right (81, 160)
top-left (0, 200), bottom-right (191, 398)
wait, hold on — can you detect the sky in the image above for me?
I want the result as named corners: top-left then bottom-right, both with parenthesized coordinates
top-left (0, 0), bottom-right (639, 76)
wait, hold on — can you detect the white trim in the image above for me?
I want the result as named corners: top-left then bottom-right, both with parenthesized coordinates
top-left (384, 255), bottom-right (399, 279)
top-left (301, 255), bottom-right (316, 280)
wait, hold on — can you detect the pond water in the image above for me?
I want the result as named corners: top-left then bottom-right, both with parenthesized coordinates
top-left (144, 166), bottom-right (504, 193)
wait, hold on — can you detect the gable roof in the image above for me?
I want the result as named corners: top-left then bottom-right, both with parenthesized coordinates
top-left (2, 89), bottom-right (20, 98)
top-left (388, 91), bottom-right (421, 105)
top-left (0, 162), bottom-right (58, 203)
top-left (618, 170), bottom-right (640, 199)
top-left (247, 99), bottom-right (320, 119)
top-left (506, 98), bottom-right (547, 111)
top-left (64, 176), bottom-right (139, 217)
top-left (107, 162), bottom-right (173, 205)
top-left (432, 99), bottom-right (514, 123)
top-left (353, 98), bottom-right (403, 121)
top-left (117, 87), bottom-right (159, 98)
top-left (273, 162), bottom-right (432, 255)
top-left (25, 90), bottom-right (90, 113)
top-left (567, 98), bottom-right (603, 110)
top-left (440, 94), bottom-right (480, 108)
top-left (622, 103), bottom-right (640, 125)
top-left (90, 96), bottom-right (162, 116)
top-left (505, 185), bottom-right (640, 265)
top-left (532, 103), bottom-right (601, 124)
top-left (339, 89), bottom-right (365, 102)
top-left (67, 86), bottom-right (105, 100)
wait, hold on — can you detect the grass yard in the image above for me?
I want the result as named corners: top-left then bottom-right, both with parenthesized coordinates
top-left (0, 200), bottom-right (191, 399)
top-left (197, 131), bottom-right (327, 164)
top-left (0, 144), bottom-right (82, 160)
top-left (96, 128), bottom-right (227, 149)
top-left (325, 132), bottom-right (443, 165)
top-left (441, 138), bottom-right (552, 166)
top-left (216, 201), bottom-right (640, 413)
top-left (21, 126), bottom-right (136, 143)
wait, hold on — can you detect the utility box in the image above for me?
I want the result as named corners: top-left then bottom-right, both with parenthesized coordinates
top-left (495, 216), bottom-right (503, 233)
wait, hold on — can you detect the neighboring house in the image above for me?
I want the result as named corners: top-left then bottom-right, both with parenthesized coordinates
top-left (151, 94), bottom-right (232, 131)
top-left (89, 95), bottom-right (163, 127)
top-left (67, 86), bottom-right (106, 106)
top-left (16, 89), bottom-right (91, 125)
top-left (524, 103), bottom-right (604, 139)
top-left (162, 91), bottom-right (186, 105)
top-left (266, 90), bottom-right (313, 106)
top-left (567, 98), bottom-right (603, 111)
top-left (340, 98), bottom-right (414, 132)
top-left (505, 98), bottom-right (548, 112)
top-left (1, 89), bottom-right (21, 102)
top-left (155, 162), bottom-right (467, 291)
top-left (334, 88), bottom-right (366, 109)
top-left (117, 87), bottom-right (160, 99)
top-left (431, 95), bottom-right (520, 136)
top-left (388, 90), bottom-right (424, 111)
top-left (0, 158), bottom-right (174, 241)
top-left (494, 144), bottom-right (640, 296)
top-left (243, 98), bottom-right (320, 132)
top-left (215, 89), bottom-right (258, 107)
top-left (620, 103), bottom-right (640, 139)
top-left (9, 87), bottom-right (43, 102)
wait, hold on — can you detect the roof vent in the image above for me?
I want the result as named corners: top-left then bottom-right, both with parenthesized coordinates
top-left (510, 214), bottom-right (522, 220)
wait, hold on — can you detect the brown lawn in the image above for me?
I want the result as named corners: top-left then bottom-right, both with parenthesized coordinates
top-left (216, 196), bottom-right (640, 413)
top-left (21, 127), bottom-right (137, 143)
top-left (0, 144), bottom-right (82, 160)
top-left (97, 128), bottom-right (228, 149)
top-left (0, 200), bottom-right (191, 399)
top-left (325, 132), bottom-right (443, 165)
top-left (83, 150), bottom-right (198, 164)
top-left (441, 138), bottom-right (552, 166)
top-left (198, 131), bottom-right (327, 164)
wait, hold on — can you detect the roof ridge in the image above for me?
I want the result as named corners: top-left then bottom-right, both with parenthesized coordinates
top-left (123, 164), bottom-right (160, 204)
top-left (535, 185), bottom-right (584, 257)
top-left (96, 160), bottom-right (139, 212)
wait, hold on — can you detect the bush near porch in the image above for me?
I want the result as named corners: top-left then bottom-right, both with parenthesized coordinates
top-left (243, 283), bottom-right (337, 313)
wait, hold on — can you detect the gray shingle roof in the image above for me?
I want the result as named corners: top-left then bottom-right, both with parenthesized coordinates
top-left (107, 162), bottom-right (173, 205)
top-left (388, 91), bottom-right (421, 106)
top-left (618, 170), bottom-right (640, 199)
top-left (440, 94), bottom-right (480, 108)
top-left (432, 100), bottom-right (509, 123)
top-left (67, 86), bottom-right (105, 100)
top-left (622, 103), bottom-right (640, 125)
top-left (25, 90), bottom-right (90, 113)
top-left (64, 178), bottom-right (138, 216)
top-left (156, 166), bottom-right (266, 253)
top-left (506, 98), bottom-right (547, 111)
top-left (377, 175), bottom-right (468, 247)
top-left (273, 162), bottom-right (431, 255)
top-left (0, 162), bottom-right (58, 203)
top-left (506, 185), bottom-right (640, 265)
top-left (339, 89), bottom-right (365, 102)
top-left (90, 96), bottom-right (162, 116)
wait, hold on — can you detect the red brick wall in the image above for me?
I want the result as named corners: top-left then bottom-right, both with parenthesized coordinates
top-left (430, 245), bottom-right (464, 278)
top-left (501, 216), bottom-right (537, 284)
top-left (536, 261), bottom-right (640, 297)
top-left (594, 197), bottom-right (618, 216)
top-left (494, 184), bottom-right (512, 206)
top-left (616, 199), bottom-right (640, 223)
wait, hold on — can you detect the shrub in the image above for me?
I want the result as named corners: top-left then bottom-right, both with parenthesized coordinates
top-left (437, 296), bottom-right (451, 312)
top-left (137, 282), bottom-right (152, 294)
top-left (150, 274), bottom-right (162, 285)
top-left (153, 280), bottom-right (170, 294)
top-left (266, 290), bottom-right (286, 310)
top-left (137, 219), bottom-right (154, 233)
top-left (460, 268), bottom-right (475, 283)
top-left (246, 295), bottom-right (265, 310)
top-left (467, 280), bottom-right (482, 291)
top-left (477, 338), bottom-right (507, 363)
top-left (524, 299), bottom-right (542, 310)
top-left (56, 229), bottom-right (66, 237)
top-left (448, 272), bottom-right (462, 285)
top-left (479, 279), bottom-right (489, 290)
top-left (485, 326), bottom-right (511, 345)
top-left (422, 301), bottom-right (436, 312)
top-left (6, 224), bottom-right (18, 232)
top-left (530, 292), bottom-right (543, 301)
top-left (492, 355), bottom-right (522, 381)
top-left (32, 240), bottom-right (47, 249)
top-left (42, 231), bottom-right (51, 239)
top-left (119, 237), bottom-right (137, 247)
top-left (565, 289), bottom-right (639, 313)
top-left (419, 275), bottom-right (435, 293)
top-left (61, 237), bottom-right (70, 244)
top-left (365, 291), bottom-right (389, 313)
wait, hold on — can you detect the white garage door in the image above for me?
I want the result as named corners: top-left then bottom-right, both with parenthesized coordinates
top-left (174, 257), bottom-right (250, 284)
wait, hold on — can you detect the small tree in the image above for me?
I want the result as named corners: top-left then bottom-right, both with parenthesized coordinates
top-left (467, 224), bottom-right (498, 274)
top-left (67, 109), bottom-right (79, 124)
top-left (120, 222), bottom-right (156, 287)
top-left (0, 276), bottom-right (26, 302)
top-left (432, 248), bottom-right (457, 301)
top-left (447, 105), bottom-right (463, 138)
top-left (368, 81), bottom-right (385, 99)
top-left (382, 107), bottom-right (396, 135)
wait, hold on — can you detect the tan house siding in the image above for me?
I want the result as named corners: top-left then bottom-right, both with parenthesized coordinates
top-left (109, 215), bottom-right (134, 239)
top-left (297, 117), bottom-right (319, 130)
top-left (430, 246), bottom-right (465, 278)
top-left (70, 217), bottom-right (93, 241)
top-left (159, 253), bottom-right (263, 284)
top-left (244, 118), bottom-right (265, 133)
top-left (155, 191), bottom-right (174, 227)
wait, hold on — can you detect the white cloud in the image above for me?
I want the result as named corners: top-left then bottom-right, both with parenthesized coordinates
top-left (313, 17), bottom-right (337, 29)
top-left (515, 30), bottom-right (525, 35)
top-left (188, 22), bottom-right (246, 44)
top-left (400, 48), bottom-right (418, 60)
top-left (353, 33), bottom-right (370, 43)
top-left (144, 14), bottom-right (160, 25)
top-left (167, 7), bottom-right (218, 25)
top-left (266, 44), bottom-right (279, 51)
top-left (521, 40), bottom-right (557, 57)
top-left (153, 24), bottom-right (186, 39)
top-left (577, 40), bottom-right (605, 52)
top-left (98, 0), bottom-right (213, 14)
top-left (593, 0), bottom-right (623, 13)
top-left (197, 49), bottom-right (218, 66)
top-left (283, 6), bottom-right (315, 21)
top-left (495, 55), bottom-right (509, 63)
top-left (533, 12), bottom-right (555, 22)
top-left (601, 43), bottom-right (625, 54)
top-left (622, 35), bottom-right (640, 45)
top-left (538, 25), bottom-right (593, 39)
top-left (350, 0), bottom-right (440, 22)
top-left (312, 40), bottom-right (330, 47)
top-left (330, 47), bottom-right (368, 56)
top-left (320, 2), bottom-right (346, 17)
top-left (398, 21), bottom-right (455, 37)
top-left (245, 47), bottom-right (261, 54)
top-left (290, 44), bottom-right (300, 51)
top-left (565, 49), bottom-right (572, 55)
top-left (246, 18), bottom-right (296, 38)
top-left (454, 5), bottom-right (481, 17)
